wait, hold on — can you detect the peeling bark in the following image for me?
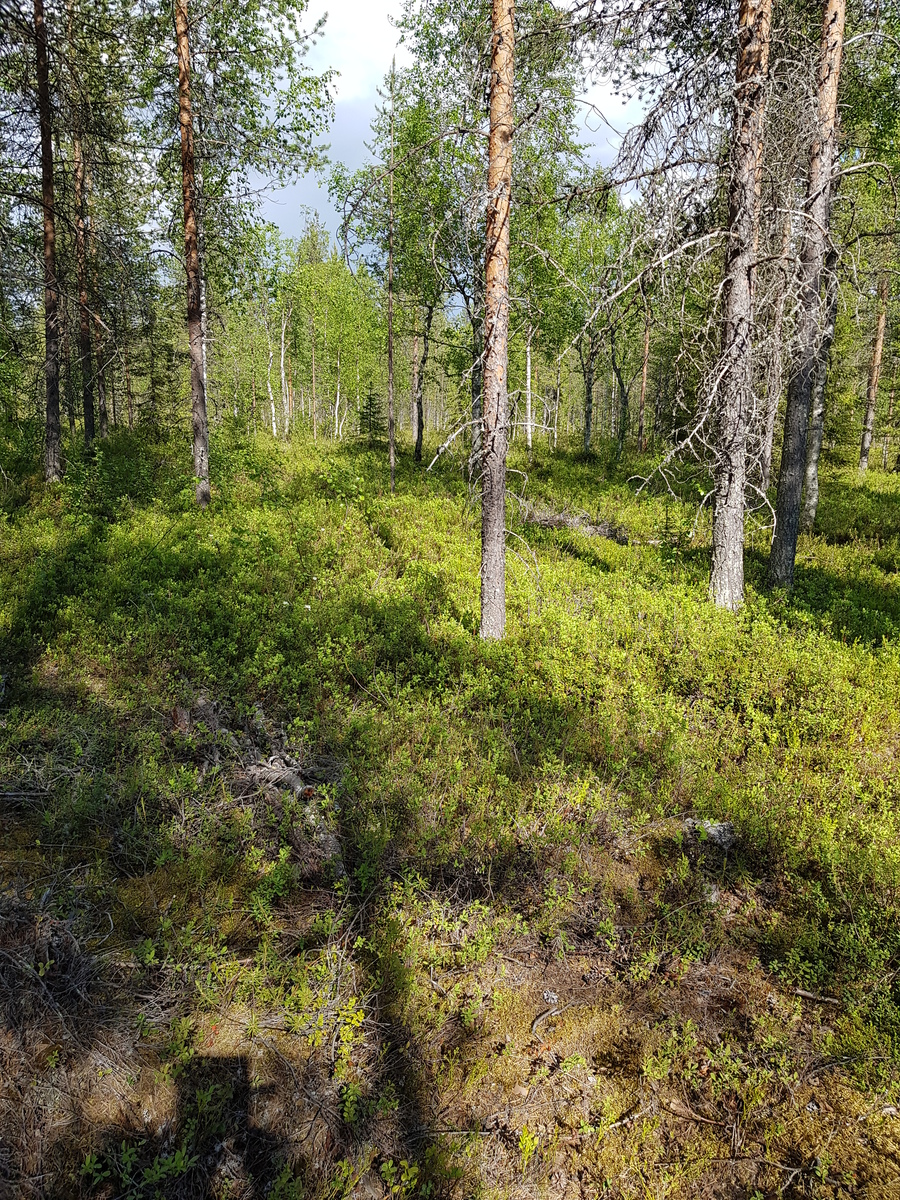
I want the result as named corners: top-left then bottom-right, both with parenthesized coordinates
top-left (480, 0), bottom-right (514, 640)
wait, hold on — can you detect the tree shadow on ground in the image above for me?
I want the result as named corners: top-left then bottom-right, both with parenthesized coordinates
top-left (808, 475), bottom-right (900, 545)
top-left (742, 547), bottom-right (900, 646)
top-left (0, 675), bottom-right (458, 1199)
top-left (4, 437), bottom-right (899, 1196)
top-left (0, 888), bottom-right (323, 1200)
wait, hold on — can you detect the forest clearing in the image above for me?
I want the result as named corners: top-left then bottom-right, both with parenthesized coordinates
top-left (3, 0), bottom-right (900, 1195)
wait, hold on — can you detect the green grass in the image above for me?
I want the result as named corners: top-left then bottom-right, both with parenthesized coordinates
top-left (1, 425), bottom-right (899, 1197)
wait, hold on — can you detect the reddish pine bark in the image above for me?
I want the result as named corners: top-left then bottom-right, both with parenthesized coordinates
top-left (480, 0), bottom-right (514, 639)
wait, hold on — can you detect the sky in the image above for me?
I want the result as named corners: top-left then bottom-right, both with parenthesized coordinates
top-left (260, 0), bottom-right (644, 241)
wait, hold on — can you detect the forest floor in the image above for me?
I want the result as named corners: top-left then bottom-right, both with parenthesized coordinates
top-left (1, 428), bottom-right (900, 1199)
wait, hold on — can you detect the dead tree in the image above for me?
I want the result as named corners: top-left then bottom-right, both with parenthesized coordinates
top-left (800, 246), bottom-right (838, 531)
top-left (709, 0), bottom-right (773, 611)
top-left (760, 207), bottom-right (792, 492)
top-left (638, 295), bottom-right (651, 451)
top-left (769, 0), bottom-right (845, 590)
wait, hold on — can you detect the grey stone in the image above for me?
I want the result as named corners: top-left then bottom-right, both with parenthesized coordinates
top-left (684, 818), bottom-right (736, 851)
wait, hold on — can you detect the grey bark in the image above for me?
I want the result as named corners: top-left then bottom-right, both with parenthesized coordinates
top-left (638, 307), bottom-right (650, 451)
top-left (769, 0), bottom-right (845, 590)
top-left (414, 305), bottom-right (434, 463)
top-left (579, 330), bottom-right (598, 454)
top-left (709, 0), bottom-right (773, 611)
top-left (611, 321), bottom-right (629, 459)
top-left (760, 208), bottom-right (793, 493)
top-left (859, 272), bottom-right (889, 473)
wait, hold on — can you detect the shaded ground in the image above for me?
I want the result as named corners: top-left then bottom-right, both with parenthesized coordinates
top-left (1, 431), bottom-right (899, 1198)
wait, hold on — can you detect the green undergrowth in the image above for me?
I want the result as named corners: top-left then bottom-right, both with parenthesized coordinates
top-left (1, 426), bottom-right (900, 1196)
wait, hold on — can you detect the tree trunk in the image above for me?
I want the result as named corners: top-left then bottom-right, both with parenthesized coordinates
top-left (653, 357), bottom-right (663, 449)
top-left (525, 330), bottom-right (533, 455)
top-left (265, 326), bottom-right (277, 436)
top-left (124, 342), bottom-right (134, 428)
top-left (581, 335), bottom-right (596, 454)
top-left (470, 322), bottom-right (483, 471)
top-left (612, 322), bottom-right (629, 459)
top-left (310, 313), bottom-right (317, 441)
top-left (859, 272), bottom-right (889, 472)
top-left (554, 359), bottom-right (560, 449)
top-left (800, 247), bottom-right (839, 532)
top-left (280, 307), bottom-right (290, 436)
top-left (73, 131), bottom-right (96, 446)
top-left (35, 0), bottom-right (62, 481)
top-left (387, 60), bottom-right (397, 493)
top-left (414, 306), bottom-right (433, 463)
top-left (638, 307), bottom-right (650, 451)
top-left (148, 317), bottom-right (157, 416)
top-left (108, 352), bottom-right (116, 427)
top-left (709, 0), bottom-right (773, 611)
top-left (85, 162), bottom-right (109, 437)
top-left (760, 207), bottom-right (792, 492)
top-left (769, 0), bottom-right (845, 589)
top-left (411, 331), bottom-right (419, 446)
top-left (174, 0), bottom-right (210, 506)
top-left (95, 341), bottom-right (108, 435)
top-left (288, 353), bottom-right (294, 425)
top-left (480, 0), bottom-right (513, 640)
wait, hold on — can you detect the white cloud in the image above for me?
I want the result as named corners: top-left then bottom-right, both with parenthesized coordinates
top-left (262, 2), bottom-right (647, 238)
top-left (305, 0), bottom-right (411, 104)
